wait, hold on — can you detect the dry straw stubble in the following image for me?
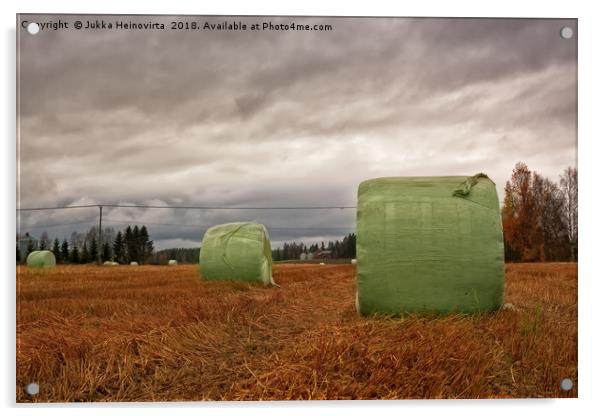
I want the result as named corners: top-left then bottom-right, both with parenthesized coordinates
top-left (16, 263), bottom-right (577, 401)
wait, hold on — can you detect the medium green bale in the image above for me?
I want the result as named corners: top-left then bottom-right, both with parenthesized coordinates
top-left (26, 250), bottom-right (56, 268)
top-left (199, 222), bottom-right (274, 285)
top-left (168, 259), bottom-right (178, 266)
top-left (356, 173), bottom-right (504, 315)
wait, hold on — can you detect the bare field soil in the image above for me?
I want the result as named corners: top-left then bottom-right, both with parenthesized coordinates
top-left (16, 262), bottom-right (577, 401)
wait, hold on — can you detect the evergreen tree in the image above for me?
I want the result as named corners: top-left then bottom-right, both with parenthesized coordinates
top-left (81, 242), bottom-right (89, 264)
top-left (282, 243), bottom-right (289, 260)
top-left (39, 232), bottom-right (50, 250)
top-left (124, 226), bottom-right (134, 262)
top-left (70, 245), bottom-right (80, 263)
top-left (89, 236), bottom-right (98, 263)
top-left (101, 242), bottom-right (111, 262)
top-left (16, 245), bottom-right (21, 263)
top-left (61, 239), bottom-right (70, 263)
top-left (26, 238), bottom-right (35, 257)
top-left (139, 226), bottom-right (154, 263)
top-left (52, 238), bottom-right (61, 263)
top-left (132, 225), bottom-right (141, 262)
top-left (349, 233), bottom-right (357, 258)
top-left (113, 231), bottom-right (126, 264)
top-left (340, 233), bottom-right (356, 259)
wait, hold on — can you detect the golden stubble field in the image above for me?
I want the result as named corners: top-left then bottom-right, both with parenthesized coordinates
top-left (16, 262), bottom-right (577, 401)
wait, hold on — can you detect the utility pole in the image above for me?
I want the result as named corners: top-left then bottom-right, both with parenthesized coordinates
top-left (98, 205), bottom-right (103, 264)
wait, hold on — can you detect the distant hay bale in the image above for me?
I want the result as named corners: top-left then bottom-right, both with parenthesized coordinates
top-left (319, 262), bottom-right (325, 266)
top-left (351, 259), bottom-right (357, 264)
top-left (168, 259), bottom-right (178, 266)
top-left (199, 221), bottom-right (274, 285)
top-left (26, 250), bottom-right (56, 268)
top-left (356, 174), bottom-right (504, 316)
top-left (103, 261), bottom-right (119, 266)
top-left (130, 262), bottom-right (139, 266)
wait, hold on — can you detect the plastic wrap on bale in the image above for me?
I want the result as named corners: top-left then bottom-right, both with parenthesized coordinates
top-left (199, 222), bottom-right (275, 285)
top-left (356, 173), bottom-right (504, 315)
top-left (26, 250), bottom-right (56, 268)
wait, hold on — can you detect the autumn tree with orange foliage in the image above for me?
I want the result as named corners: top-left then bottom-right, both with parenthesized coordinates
top-left (502, 162), bottom-right (576, 262)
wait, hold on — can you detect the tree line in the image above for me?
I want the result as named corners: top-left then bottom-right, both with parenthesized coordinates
top-left (149, 248), bottom-right (200, 264)
top-left (502, 162), bottom-right (577, 262)
top-left (272, 233), bottom-right (357, 261)
top-left (17, 225), bottom-right (154, 264)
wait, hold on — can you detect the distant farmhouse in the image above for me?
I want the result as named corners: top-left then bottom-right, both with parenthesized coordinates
top-left (313, 250), bottom-right (333, 259)
top-left (300, 250), bottom-right (332, 260)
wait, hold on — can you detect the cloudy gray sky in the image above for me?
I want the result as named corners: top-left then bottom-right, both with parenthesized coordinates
top-left (17, 15), bottom-right (577, 249)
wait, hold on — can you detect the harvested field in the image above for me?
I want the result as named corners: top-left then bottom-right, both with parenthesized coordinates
top-left (16, 263), bottom-right (577, 401)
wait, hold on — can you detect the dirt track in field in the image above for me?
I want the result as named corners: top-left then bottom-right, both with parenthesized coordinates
top-left (16, 262), bottom-right (577, 401)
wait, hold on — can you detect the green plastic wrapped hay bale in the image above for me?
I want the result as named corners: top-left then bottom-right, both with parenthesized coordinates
top-left (199, 222), bottom-right (274, 285)
top-left (26, 250), bottom-right (56, 268)
top-left (356, 173), bottom-right (504, 315)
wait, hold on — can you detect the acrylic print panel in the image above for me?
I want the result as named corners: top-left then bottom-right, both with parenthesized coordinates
top-left (16, 15), bottom-right (577, 402)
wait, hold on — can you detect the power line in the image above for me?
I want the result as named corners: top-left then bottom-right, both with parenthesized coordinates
top-left (103, 218), bottom-right (355, 231)
top-left (17, 204), bottom-right (99, 211)
top-left (17, 204), bottom-right (357, 211)
top-left (15, 218), bottom-right (355, 232)
top-left (101, 204), bottom-right (357, 210)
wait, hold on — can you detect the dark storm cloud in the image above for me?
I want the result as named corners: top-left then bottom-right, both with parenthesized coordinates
top-left (17, 15), bottom-right (577, 248)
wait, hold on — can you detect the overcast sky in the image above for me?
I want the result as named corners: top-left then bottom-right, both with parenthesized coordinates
top-left (17, 16), bottom-right (577, 249)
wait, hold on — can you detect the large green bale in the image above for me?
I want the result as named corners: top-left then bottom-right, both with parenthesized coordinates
top-left (26, 250), bottom-right (56, 268)
top-left (356, 173), bottom-right (504, 315)
top-left (199, 222), bottom-right (274, 285)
